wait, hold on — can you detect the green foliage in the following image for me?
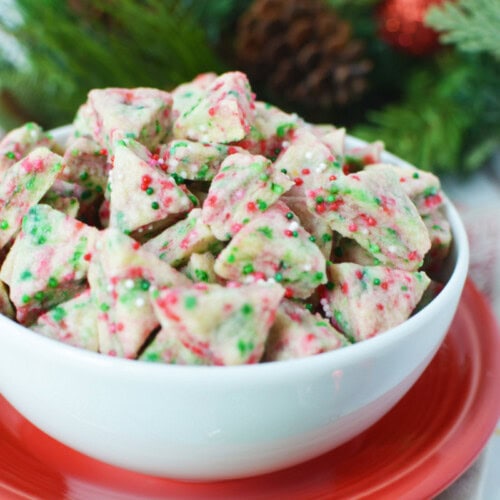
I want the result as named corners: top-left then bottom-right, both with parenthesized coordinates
top-left (426, 0), bottom-right (500, 58)
top-left (0, 0), bottom-right (225, 128)
top-left (352, 57), bottom-right (477, 173)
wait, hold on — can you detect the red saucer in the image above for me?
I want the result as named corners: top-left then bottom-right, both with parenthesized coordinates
top-left (1, 279), bottom-right (499, 499)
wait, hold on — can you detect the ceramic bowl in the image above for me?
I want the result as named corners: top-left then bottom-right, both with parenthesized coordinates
top-left (0, 126), bottom-right (469, 480)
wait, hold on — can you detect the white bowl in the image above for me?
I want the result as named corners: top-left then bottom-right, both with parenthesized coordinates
top-left (0, 127), bottom-right (469, 480)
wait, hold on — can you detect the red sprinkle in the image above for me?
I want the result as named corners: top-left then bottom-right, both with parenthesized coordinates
top-left (341, 282), bottom-right (349, 295)
top-left (315, 202), bottom-right (326, 214)
top-left (360, 214), bottom-right (377, 226)
top-left (140, 175), bottom-right (152, 191)
top-left (99, 148), bottom-right (108, 156)
top-left (227, 146), bottom-right (239, 155)
top-left (381, 282), bottom-right (388, 290)
top-left (424, 193), bottom-right (442, 209)
top-left (301, 168), bottom-right (310, 175)
top-left (408, 251), bottom-right (419, 261)
top-left (329, 199), bottom-right (344, 211)
top-left (83, 253), bottom-right (92, 262)
top-left (355, 270), bottom-right (363, 279)
top-left (132, 241), bottom-right (140, 250)
top-left (208, 107), bottom-right (216, 116)
top-left (252, 271), bottom-right (266, 281)
top-left (284, 287), bottom-right (294, 299)
top-left (348, 223), bottom-right (358, 232)
top-left (329, 175), bottom-right (337, 181)
top-left (284, 229), bottom-right (294, 237)
top-left (376, 303), bottom-right (384, 311)
top-left (206, 195), bottom-right (218, 207)
top-left (246, 201), bottom-right (257, 212)
top-left (294, 178), bottom-right (304, 186)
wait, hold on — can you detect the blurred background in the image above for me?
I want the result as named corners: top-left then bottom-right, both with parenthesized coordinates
top-left (0, 0), bottom-right (499, 177)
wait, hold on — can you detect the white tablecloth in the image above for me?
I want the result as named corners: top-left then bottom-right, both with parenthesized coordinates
top-left (438, 155), bottom-right (500, 499)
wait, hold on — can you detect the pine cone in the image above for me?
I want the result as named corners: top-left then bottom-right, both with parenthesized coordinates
top-left (236, 0), bottom-right (372, 109)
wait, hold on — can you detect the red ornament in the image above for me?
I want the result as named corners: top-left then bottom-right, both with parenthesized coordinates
top-left (377, 0), bottom-right (445, 56)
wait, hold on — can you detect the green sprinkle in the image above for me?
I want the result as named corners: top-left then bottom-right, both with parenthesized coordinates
top-left (280, 168), bottom-right (288, 174)
top-left (34, 291), bottom-right (44, 301)
top-left (242, 263), bottom-right (254, 275)
top-left (401, 285), bottom-right (408, 291)
top-left (20, 270), bottom-right (32, 280)
top-left (170, 141), bottom-right (188, 155)
top-left (305, 303), bottom-right (313, 312)
top-left (184, 296), bottom-right (197, 309)
top-left (188, 194), bottom-right (199, 206)
top-left (0, 220), bottom-right (9, 230)
top-left (412, 172), bottom-right (420, 179)
top-left (373, 278), bottom-right (381, 286)
top-left (326, 281), bottom-right (334, 290)
top-left (79, 171), bottom-right (89, 181)
top-left (151, 201), bottom-right (160, 210)
top-left (292, 230), bottom-right (299, 238)
top-left (326, 194), bottom-right (336, 203)
top-left (227, 254), bottom-right (236, 263)
top-left (140, 279), bottom-right (150, 291)
top-left (308, 235), bottom-right (317, 242)
top-left (276, 123), bottom-right (294, 138)
top-left (242, 217), bottom-right (250, 224)
top-left (259, 173), bottom-right (270, 181)
top-left (48, 277), bottom-right (58, 288)
top-left (5, 151), bottom-right (16, 160)
top-left (170, 173), bottom-right (185, 185)
top-left (286, 212), bottom-right (294, 220)
top-left (81, 190), bottom-right (92, 200)
top-left (257, 226), bottom-right (273, 239)
top-left (146, 187), bottom-right (154, 195)
top-left (194, 269), bottom-right (209, 282)
top-left (256, 199), bottom-right (268, 211)
top-left (52, 306), bottom-right (67, 322)
top-left (271, 183), bottom-right (284, 194)
top-left (315, 196), bottom-right (324, 204)
top-left (100, 303), bottom-right (110, 312)
top-left (314, 272), bottom-right (324, 281)
top-left (274, 272), bottom-right (283, 282)
top-left (237, 339), bottom-right (255, 356)
top-left (322, 233), bottom-right (332, 242)
top-left (22, 294), bottom-right (31, 304)
top-left (241, 303), bottom-right (253, 315)
top-left (368, 242), bottom-right (381, 254)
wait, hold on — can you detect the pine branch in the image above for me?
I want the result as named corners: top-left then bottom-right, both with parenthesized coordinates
top-left (0, 0), bottom-right (225, 128)
top-left (351, 57), bottom-right (479, 173)
top-left (426, 0), bottom-right (500, 58)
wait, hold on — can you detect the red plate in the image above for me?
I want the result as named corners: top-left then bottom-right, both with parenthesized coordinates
top-left (1, 279), bottom-right (499, 499)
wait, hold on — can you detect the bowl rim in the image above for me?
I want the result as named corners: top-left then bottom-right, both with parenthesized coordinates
top-left (0, 126), bottom-right (470, 380)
